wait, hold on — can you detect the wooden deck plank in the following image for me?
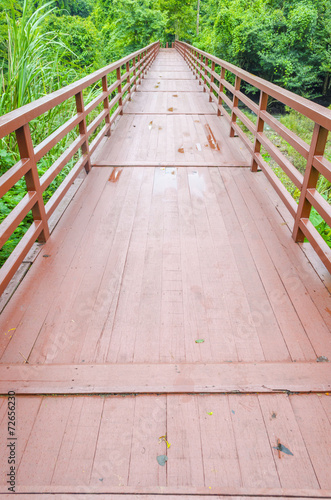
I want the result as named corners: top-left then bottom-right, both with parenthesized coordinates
top-left (167, 395), bottom-right (205, 486)
top-left (189, 167), bottom-right (265, 362)
top-left (198, 395), bottom-right (242, 487)
top-left (7, 486), bottom-right (331, 497)
top-left (258, 394), bottom-right (319, 489)
top-left (290, 394), bottom-right (331, 489)
top-left (92, 116), bottom-right (250, 167)
top-left (125, 91), bottom-right (216, 114)
top-left (27, 167), bottom-right (135, 364)
top-left (106, 168), bottom-right (155, 363)
top-left (17, 397), bottom-right (73, 485)
top-left (146, 71), bottom-right (195, 80)
top-left (78, 167), bottom-right (145, 364)
top-left (51, 396), bottom-right (104, 485)
top-left (137, 79), bottom-right (204, 92)
top-left (90, 396), bottom-right (135, 486)
top-left (128, 395), bottom-right (167, 487)
top-left (235, 169), bottom-right (331, 359)
top-left (1, 363), bottom-right (330, 394)
top-left (220, 168), bottom-right (317, 361)
top-left (242, 169), bottom-right (331, 333)
top-left (0, 167), bottom-right (112, 363)
top-left (209, 167), bottom-right (291, 361)
top-left (230, 395), bottom-right (281, 488)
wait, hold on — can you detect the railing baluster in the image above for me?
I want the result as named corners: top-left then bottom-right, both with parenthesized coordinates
top-left (293, 124), bottom-right (329, 242)
top-left (15, 124), bottom-right (50, 242)
top-left (102, 75), bottom-right (111, 137)
top-left (116, 67), bottom-right (123, 115)
top-left (251, 91), bottom-right (269, 172)
top-left (75, 91), bottom-right (91, 172)
top-left (209, 61), bottom-right (215, 102)
top-left (126, 61), bottom-right (131, 101)
top-left (203, 57), bottom-right (208, 92)
top-left (229, 75), bottom-right (241, 137)
top-left (217, 67), bottom-right (225, 116)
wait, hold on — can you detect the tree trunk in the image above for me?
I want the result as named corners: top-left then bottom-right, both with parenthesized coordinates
top-left (322, 72), bottom-right (330, 96)
top-left (197, 0), bottom-right (200, 35)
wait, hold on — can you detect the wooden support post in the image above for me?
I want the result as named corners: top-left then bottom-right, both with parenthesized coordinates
top-left (15, 124), bottom-right (50, 243)
top-left (209, 61), bottom-right (215, 102)
top-left (166, 42), bottom-right (168, 49)
top-left (75, 91), bottom-right (92, 172)
top-left (292, 124), bottom-right (329, 242)
top-left (126, 61), bottom-right (131, 101)
top-left (217, 67), bottom-right (225, 116)
top-left (229, 75), bottom-right (241, 137)
top-left (116, 67), bottom-right (123, 115)
top-left (251, 91), bottom-right (268, 172)
top-left (102, 75), bottom-right (111, 137)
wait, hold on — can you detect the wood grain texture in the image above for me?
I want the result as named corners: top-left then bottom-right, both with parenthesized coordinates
top-left (0, 363), bottom-right (330, 394)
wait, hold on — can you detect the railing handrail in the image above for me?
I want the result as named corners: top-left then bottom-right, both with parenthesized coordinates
top-left (0, 41), bottom-right (159, 138)
top-left (177, 41), bottom-right (331, 130)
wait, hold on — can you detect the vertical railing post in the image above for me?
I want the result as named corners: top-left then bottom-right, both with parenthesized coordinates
top-left (116, 66), bottom-right (123, 115)
top-left (102, 75), bottom-right (111, 137)
top-left (209, 61), bottom-right (215, 102)
top-left (15, 124), bottom-right (50, 242)
top-left (292, 124), bottom-right (329, 242)
top-left (203, 57), bottom-right (208, 92)
top-left (229, 75), bottom-right (241, 137)
top-left (75, 91), bottom-right (91, 172)
top-left (133, 56), bottom-right (137, 89)
top-left (251, 91), bottom-right (268, 172)
top-left (217, 67), bottom-right (225, 116)
top-left (138, 54), bottom-right (142, 85)
top-left (126, 61), bottom-right (131, 101)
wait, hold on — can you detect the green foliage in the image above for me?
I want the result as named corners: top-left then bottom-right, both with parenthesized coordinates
top-left (96, 0), bottom-right (167, 62)
top-left (195, 0), bottom-right (331, 98)
top-left (44, 13), bottom-right (102, 69)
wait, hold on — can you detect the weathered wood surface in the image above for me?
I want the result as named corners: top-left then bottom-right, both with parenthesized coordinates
top-left (0, 49), bottom-right (330, 496)
top-left (1, 362), bottom-right (330, 394)
top-left (92, 50), bottom-right (250, 167)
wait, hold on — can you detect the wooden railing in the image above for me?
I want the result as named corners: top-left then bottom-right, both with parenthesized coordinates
top-left (0, 41), bottom-right (159, 296)
top-left (175, 40), bottom-right (331, 274)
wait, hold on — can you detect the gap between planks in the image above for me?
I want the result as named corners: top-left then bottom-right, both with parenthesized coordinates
top-left (0, 362), bottom-right (330, 394)
top-left (7, 485), bottom-right (331, 497)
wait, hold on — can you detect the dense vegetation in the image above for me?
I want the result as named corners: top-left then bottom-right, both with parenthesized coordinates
top-left (0, 0), bottom-right (330, 266)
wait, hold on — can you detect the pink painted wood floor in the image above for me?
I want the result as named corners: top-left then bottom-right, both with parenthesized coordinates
top-left (0, 49), bottom-right (330, 497)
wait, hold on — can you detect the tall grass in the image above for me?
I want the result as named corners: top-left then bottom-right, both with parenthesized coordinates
top-left (1, 0), bottom-right (64, 114)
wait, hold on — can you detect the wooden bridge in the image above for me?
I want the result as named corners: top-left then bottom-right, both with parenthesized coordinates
top-left (0, 41), bottom-right (331, 498)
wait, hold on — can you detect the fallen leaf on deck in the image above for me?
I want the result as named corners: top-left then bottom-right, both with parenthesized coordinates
top-left (195, 339), bottom-right (205, 343)
top-left (273, 443), bottom-right (294, 456)
top-left (157, 455), bottom-right (168, 466)
top-left (159, 435), bottom-right (171, 448)
top-left (207, 411), bottom-right (213, 415)
top-left (148, 121), bottom-right (153, 130)
top-left (316, 356), bottom-right (329, 362)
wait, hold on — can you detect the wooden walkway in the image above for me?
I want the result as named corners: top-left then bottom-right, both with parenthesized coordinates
top-left (0, 49), bottom-right (331, 498)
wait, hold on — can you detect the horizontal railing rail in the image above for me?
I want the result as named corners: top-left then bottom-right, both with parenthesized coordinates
top-left (175, 40), bottom-right (331, 273)
top-left (0, 41), bottom-right (160, 296)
